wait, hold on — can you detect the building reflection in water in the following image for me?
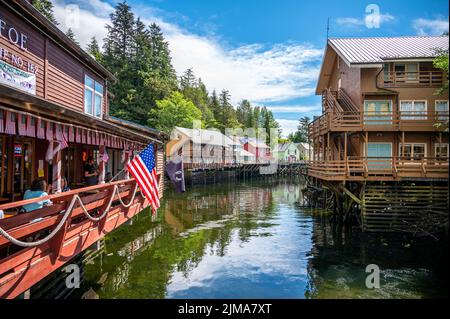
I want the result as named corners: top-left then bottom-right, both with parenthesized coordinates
top-left (80, 177), bottom-right (446, 299)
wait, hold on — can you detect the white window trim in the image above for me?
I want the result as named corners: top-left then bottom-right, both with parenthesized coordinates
top-left (435, 100), bottom-right (449, 114)
top-left (399, 100), bottom-right (427, 120)
top-left (434, 143), bottom-right (449, 158)
top-left (399, 142), bottom-right (427, 163)
top-left (84, 75), bottom-right (103, 119)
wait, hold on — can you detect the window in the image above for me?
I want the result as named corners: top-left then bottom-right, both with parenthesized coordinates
top-left (399, 143), bottom-right (426, 160)
top-left (84, 75), bottom-right (103, 118)
top-left (364, 100), bottom-right (392, 124)
top-left (435, 143), bottom-right (449, 158)
top-left (394, 63), bottom-right (419, 82)
top-left (435, 100), bottom-right (448, 121)
top-left (400, 100), bottom-right (427, 120)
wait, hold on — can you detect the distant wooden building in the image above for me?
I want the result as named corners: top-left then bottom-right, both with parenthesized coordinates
top-left (295, 142), bottom-right (311, 160)
top-left (0, 0), bottom-right (166, 299)
top-left (166, 126), bottom-right (235, 169)
top-left (275, 142), bottom-right (300, 163)
top-left (308, 36), bottom-right (449, 231)
top-left (242, 138), bottom-right (272, 164)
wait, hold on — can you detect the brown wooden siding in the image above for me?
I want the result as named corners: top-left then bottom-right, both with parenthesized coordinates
top-left (0, 2), bottom-right (107, 115)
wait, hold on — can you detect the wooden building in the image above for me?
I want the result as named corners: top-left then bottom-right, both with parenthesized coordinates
top-left (308, 36), bottom-right (449, 231)
top-left (166, 126), bottom-right (235, 169)
top-left (242, 138), bottom-right (272, 164)
top-left (0, 0), bottom-right (166, 298)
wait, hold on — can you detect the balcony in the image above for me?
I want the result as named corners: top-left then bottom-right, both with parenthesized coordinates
top-left (383, 71), bottom-right (445, 88)
top-left (308, 157), bottom-right (449, 181)
top-left (309, 111), bottom-right (449, 139)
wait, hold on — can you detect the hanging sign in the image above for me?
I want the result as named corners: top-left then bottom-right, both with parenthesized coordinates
top-left (14, 143), bottom-right (22, 156)
top-left (0, 60), bottom-right (36, 94)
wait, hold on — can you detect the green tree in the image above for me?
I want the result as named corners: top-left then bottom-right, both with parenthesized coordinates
top-left (65, 28), bottom-right (79, 45)
top-left (86, 37), bottom-right (102, 61)
top-left (179, 69), bottom-right (216, 127)
top-left (101, 2), bottom-right (177, 125)
top-left (148, 92), bottom-right (202, 133)
top-left (31, 0), bottom-right (58, 25)
top-left (288, 116), bottom-right (311, 143)
top-left (433, 48), bottom-right (449, 96)
top-left (217, 90), bottom-right (240, 132)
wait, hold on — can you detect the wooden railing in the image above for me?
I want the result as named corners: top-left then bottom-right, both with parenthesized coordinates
top-left (309, 111), bottom-right (449, 138)
top-left (0, 179), bottom-right (149, 299)
top-left (308, 157), bottom-right (449, 181)
top-left (383, 71), bottom-right (445, 87)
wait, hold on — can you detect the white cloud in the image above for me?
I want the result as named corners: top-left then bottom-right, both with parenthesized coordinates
top-left (53, 0), bottom-right (110, 48)
top-left (336, 13), bottom-right (395, 28)
top-left (412, 18), bottom-right (449, 35)
top-left (266, 105), bottom-right (321, 113)
top-left (276, 119), bottom-right (299, 137)
top-left (52, 0), bottom-right (322, 135)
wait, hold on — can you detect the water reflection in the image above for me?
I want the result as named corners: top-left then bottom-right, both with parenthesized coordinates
top-left (80, 178), bottom-right (447, 299)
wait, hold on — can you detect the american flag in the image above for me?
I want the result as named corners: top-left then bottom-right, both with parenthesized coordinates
top-left (4, 110), bottom-right (16, 135)
top-left (127, 144), bottom-right (160, 213)
top-left (56, 124), bottom-right (68, 150)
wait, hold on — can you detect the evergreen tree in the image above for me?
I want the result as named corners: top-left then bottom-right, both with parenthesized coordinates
top-left (179, 69), bottom-right (216, 127)
top-left (148, 23), bottom-right (177, 82)
top-left (86, 37), bottom-right (102, 61)
top-left (217, 90), bottom-right (240, 132)
top-left (65, 28), bottom-right (79, 45)
top-left (103, 1), bottom-right (135, 62)
top-left (288, 116), bottom-right (311, 143)
top-left (31, 0), bottom-right (58, 25)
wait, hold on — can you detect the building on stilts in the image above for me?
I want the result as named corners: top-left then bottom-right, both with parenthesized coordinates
top-left (307, 36), bottom-right (449, 232)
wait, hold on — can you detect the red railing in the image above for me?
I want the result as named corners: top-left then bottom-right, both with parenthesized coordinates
top-left (0, 179), bottom-right (149, 299)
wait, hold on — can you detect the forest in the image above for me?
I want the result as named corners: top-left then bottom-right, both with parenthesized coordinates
top-left (31, 0), bottom-right (294, 140)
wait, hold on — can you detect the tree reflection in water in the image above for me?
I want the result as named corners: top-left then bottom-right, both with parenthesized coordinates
top-left (79, 177), bottom-right (447, 299)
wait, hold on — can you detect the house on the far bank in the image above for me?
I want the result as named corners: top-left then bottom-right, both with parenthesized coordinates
top-left (295, 142), bottom-right (311, 160)
top-left (241, 138), bottom-right (272, 163)
top-left (228, 135), bottom-right (257, 164)
top-left (276, 142), bottom-right (300, 162)
top-left (166, 127), bottom-right (235, 168)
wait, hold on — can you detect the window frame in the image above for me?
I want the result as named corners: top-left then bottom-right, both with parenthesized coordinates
top-left (435, 100), bottom-right (449, 121)
top-left (399, 100), bottom-right (428, 120)
top-left (84, 74), bottom-right (103, 119)
top-left (364, 100), bottom-right (393, 124)
top-left (399, 142), bottom-right (427, 161)
top-left (434, 143), bottom-right (449, 158)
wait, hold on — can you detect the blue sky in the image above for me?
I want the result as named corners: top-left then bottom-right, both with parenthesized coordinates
top-left (53, 0), bottom-right (449, 136)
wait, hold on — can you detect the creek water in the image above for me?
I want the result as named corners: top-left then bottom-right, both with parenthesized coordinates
top-left (80, 178), bottom-right (448, 299)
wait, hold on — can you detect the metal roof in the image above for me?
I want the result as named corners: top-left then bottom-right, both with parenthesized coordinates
top-left (174, 127), bottom-right (235, 147)
top-left (329, 35), bottom-right (449, 65)
top-left (276, 142), bottom-right (294, 152)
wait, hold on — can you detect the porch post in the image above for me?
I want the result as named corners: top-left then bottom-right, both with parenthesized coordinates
top-left (123, 149), bottom-right (130, 179)
top-left (98, 145), bottom-right (105, 184)
top-left (52, 145), bottom-right (62, 193)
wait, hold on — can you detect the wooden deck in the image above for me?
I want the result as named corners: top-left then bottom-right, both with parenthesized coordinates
top-left (382, 71), bottom-right (445, 88)
top-left (309, 111), bottom-right (449, 139)
top-left (0, 179), bottom-right (151, 299)
top-left (308, 157), bottom-right (449, 181)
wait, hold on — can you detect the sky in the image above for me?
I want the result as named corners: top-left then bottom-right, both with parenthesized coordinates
top-left (53, 0), bottom-right (449, 136)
